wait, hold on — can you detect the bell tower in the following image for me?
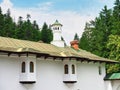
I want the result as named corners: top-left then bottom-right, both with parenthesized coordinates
top-left (51, 20), bottom-right (64, 47)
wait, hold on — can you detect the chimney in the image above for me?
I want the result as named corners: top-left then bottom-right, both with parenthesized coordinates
top-left (70, 40), bottom-right (79, 50)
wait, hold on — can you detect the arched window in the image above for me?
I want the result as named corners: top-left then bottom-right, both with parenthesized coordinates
top-left (64, 64), bottom-right (68, 74)
top-left (72, 64), bottom-right (75, 74)
top-left (30, 62), bottom-right (34, 73)
top-left (54, 27), bottom-right (57, 30)
top-left (98, 66), bottom-right (102, 75)
top-left (22, 62), bottom-right (25, 73)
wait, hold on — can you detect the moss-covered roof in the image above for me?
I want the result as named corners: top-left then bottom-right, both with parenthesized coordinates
top-left (104, 73), bottom-right (120, 80)
top-left (0, 36), bottom-right (118, 63)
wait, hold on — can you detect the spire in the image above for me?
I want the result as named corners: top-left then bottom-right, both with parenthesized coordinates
top-left (51, 20), bottom-right (62, 26)
top-left (50, 20), bottom-right (64, 47)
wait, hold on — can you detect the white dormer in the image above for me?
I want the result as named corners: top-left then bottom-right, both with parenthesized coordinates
top-left (63, 59), bottom-right (77, 83)
top-left (19, 55), bottom-right (36, 83)
top-left (51, 20), bottom-right (64, 47)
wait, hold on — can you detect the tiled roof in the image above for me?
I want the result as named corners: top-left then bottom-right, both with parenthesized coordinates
top-left (0, 36), bottom-right (118, 63)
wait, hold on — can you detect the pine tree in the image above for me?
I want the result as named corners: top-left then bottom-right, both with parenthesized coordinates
top-left (32, 20), bottom-right (41, 41)
top-left (0, 7), bottom-right (4, 36)
top-left (79, 22), bottom-right (93, 50)
top-left (80, 6), bottom-right (112, 57)
top-left (79, 3), bottom-right (120, 73)
top-left (3, 9), bottom-right (16, 37)
top-left (15, 16), bottom-right (24, 39)
top-left (23, 15), bottom-right (33, 40)
top-left (40, 22), bottom-right (53, 43)
top-left (74, 33), bottom-right (79, 41)
top-left (112, 0), bottom-right (120, 35)
top-left (15, 15), bottom-right (41, 41)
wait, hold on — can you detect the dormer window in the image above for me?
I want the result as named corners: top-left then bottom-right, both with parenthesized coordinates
top-left (64, 64), bottom-right (69, 74)
top-left (21, 62), bottom-right (25, 73)
top-left (20, 55), bottom-right (36, 83)
top-left (63, 60), bottom-right (77, 83)
top-left (30, 62), bottom-right (34, 73)
top-left (72, 64), bottom-right (75, 74)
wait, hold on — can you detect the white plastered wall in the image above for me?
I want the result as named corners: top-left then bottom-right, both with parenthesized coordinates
top-left (0, 55), bottom-right (106, 90)
top-left (111, 80), bottom-right (120, 90)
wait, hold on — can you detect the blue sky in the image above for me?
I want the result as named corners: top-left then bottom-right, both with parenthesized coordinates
top-left (11, 0), bottom-right (99, 8)
top-left (3, 0), bottom-right (114, 13)
top-left (0, 0), bottom-right (115, 45)
top-left (0, 0), bottom-right (114, 14)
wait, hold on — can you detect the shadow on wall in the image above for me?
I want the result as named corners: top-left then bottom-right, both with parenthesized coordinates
top-left (117, 85), bottom-right (120, 90)
top-left (65, 83), bottom-right (74, 88)
top-left (22, 84), bottom-right (35, 90)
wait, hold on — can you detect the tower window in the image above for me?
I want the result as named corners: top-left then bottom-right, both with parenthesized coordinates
top-left (72, 64), bottom-right (75, 74)
top-left (64, 64), bottom-right (69, 74)
top-left (30, 62), bottom-right (34, 73)
top-left (21, 62), bottom-right (25, 73)
top-left (55, 27), bottom-right (57, 30)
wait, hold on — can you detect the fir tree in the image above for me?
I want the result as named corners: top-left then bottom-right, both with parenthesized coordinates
top-left (40, 22), bottom-right (53, 43)
top-left (74, 33), bottom-right (79, 41)
top-left (0, 7), bottom-right (4, 36)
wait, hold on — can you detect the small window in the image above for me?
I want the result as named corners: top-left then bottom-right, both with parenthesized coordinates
top-left (30, 62), bottom-right (34, 73)
top-left (72, 64), bottom-right (75, 74)
top-left (64, 64), bottom-right (68, 74)
top-left (99, 66), bottom-right (102, 75)
top-left (54, 27), bottom-right (57, 30)
top-left (22, 62), bottom-right (25, 73)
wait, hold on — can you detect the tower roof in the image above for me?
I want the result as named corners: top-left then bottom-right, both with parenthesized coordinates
top-left (51, 20), bottom-right (62, 26)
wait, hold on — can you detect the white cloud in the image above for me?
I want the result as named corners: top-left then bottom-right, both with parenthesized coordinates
top-left (98, 0), bottom-right (114, 8)
top-left (0, 0), bottom-right (95, 45)
top-left (37, 2), bottom-right (53, 11)
top-left (0, 0), bottom-right (13, 13)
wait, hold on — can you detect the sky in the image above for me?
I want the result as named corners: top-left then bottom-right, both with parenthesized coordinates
top-left (0, 0), bottom-right (115, 45)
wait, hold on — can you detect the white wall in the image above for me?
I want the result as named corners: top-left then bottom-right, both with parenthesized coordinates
top-left (76, 62), bottom-right (106, 90)
top-left (0, 55), bottom-right (22, 90)
top-left (105, 81), bottom-right (112, 90)
top-left (0, 55), bottom-right (106, 90)
top-left (53, 30), bottom-right (61, 41)
top-left (51, 40), bottom-right (64, 47)
top-left (111, 80), bottom-right (120, 90)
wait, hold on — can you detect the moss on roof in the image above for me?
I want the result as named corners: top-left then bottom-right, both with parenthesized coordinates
top-left (0, 36), bottom-right (118, 63)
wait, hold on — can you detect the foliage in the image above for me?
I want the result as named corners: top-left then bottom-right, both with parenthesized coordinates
top-left (107, 35), bottom-right (120, 60)
top-left (74, 33), bottom-right (79, 41)
top-left (79, 22), bottom-right (93, 50)
top-left (40, 22), bottom-right (53, 43)
top-left (79, 0), bottom-right (120, 73)
top-left (0, 8), bottom-right (53, 43)
top-left (106, 35), bottom-right (120, 73)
